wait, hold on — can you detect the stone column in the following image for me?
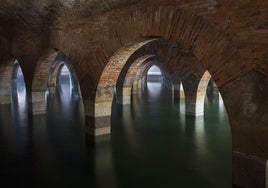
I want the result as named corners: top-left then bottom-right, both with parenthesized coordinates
top-left (173, 83), bottom-right (180, 101)
top-left (29, 91), bottom-right (47, 115)
top-left (84, 100), bottom-right (112, 136)
top-left (0, 59), bottom-right (13, 104)
top-left (84, 84), bottom-right (113, 136)
top-left (184, 91), bottom-right (204, 116)
top-left (0, 75), bottom-right (11, 104)
top-left (173, 83), bottom-right (185, 101)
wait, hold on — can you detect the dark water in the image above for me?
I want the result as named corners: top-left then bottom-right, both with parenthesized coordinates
top-left (0, 82), bottom-right (231, 188)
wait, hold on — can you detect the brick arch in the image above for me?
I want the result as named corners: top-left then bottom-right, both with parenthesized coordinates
top-left (116, 55), bottom-right (173, 105)
top-left (47, 60), bottom-right (80, 96)
top-left (135, 58), bottom-right (173, 90)
top-left (31, 48), bottom-right (80, 115)
top-left (32, 49), bottom-right (60, 93)
top-left (91, 5), bottom-right (249, 89)
top-left (122, 55), bottom-right (173, 88)
top-left (87, 37), bottom-right (195, 135)
top-left (96, 37), bottom-right (185, 102)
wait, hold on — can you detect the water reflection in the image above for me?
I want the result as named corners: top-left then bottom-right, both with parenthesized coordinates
top-left (0, 78), bottom-right (231, 187)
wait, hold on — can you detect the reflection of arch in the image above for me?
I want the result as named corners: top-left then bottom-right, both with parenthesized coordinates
top-left (31, 49), bottom-right (80, 115)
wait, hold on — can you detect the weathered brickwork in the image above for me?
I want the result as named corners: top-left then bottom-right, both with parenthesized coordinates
top-left (0, 1), bottom-right (268, 187)
top-left (0, 58), bottom-right (15, 104)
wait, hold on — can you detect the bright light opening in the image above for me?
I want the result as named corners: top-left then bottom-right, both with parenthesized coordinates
top-left (58, 65), bottom-right (72, 97)
top-left (146, 65), bottom-right (163, 99)
top-left (11, 62), bottom-right (27, 107)
top-left (147, 65), bottom-right (163, 82)
top-left (16, 66), bottom-right (26, 99)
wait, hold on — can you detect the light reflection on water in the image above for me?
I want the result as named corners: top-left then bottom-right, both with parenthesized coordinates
top-left (0, 82), bottom-right (231, 188)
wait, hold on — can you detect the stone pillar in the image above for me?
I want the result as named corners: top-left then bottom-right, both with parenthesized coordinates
top-left (0, 59), bottom-right (13, 104)
top-left (173, 83), bottom-right (185, 101)
top-left (183, 91), bottom-right (208, 116)
top-left (173, 83), bottom-right (180, 101)
top-left (180, 84), bottom-right (185, 99)
top-left (184, 72), bottom-right (210, 116)
top-left (184, 91), bottom-right (205, 116)
top-left (0, 76), bottom-right (11, 104)
top-left (220, 71), bottom-right (268, 188)
top-left (84, 84), bottom-right (113, 136)
top-left (84, 100), bottom-right (112, 136)
top-left (30, 91), bottom-right (47, 115)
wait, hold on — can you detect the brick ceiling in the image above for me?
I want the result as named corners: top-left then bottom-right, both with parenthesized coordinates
top-left (0, 0), bottom-right (141, 28)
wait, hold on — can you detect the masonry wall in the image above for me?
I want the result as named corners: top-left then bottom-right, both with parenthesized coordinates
top-left (0, 0), bottom-right (267, 187)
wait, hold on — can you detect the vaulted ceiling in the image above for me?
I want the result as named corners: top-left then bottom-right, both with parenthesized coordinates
top-left (0, 0), bottom-right (142, 29)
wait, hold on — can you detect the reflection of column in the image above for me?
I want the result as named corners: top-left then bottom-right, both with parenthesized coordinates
top-left (132, 81), bottom-right (138, 95)
top-left (116, 86), bottom-right (131, 105)
top-left (94, 140), bottom-right (118, 188)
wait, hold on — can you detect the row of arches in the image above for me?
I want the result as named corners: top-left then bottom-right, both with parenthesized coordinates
top-left (0, 43), bottom-right (221, 138)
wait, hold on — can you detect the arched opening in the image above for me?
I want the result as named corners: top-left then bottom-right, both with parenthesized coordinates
top-left (145, 65), bottom-right (163, 101)
top-left (57, 64), bottom-right (73, 98)
top-left (147, 65), bottom-right (163, 82)
top-left (11, 60), bottom-right (27, 107)
top-left (45, 60), bottom-right (82, 118)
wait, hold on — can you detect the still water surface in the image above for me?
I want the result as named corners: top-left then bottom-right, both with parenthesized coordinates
top-left (0, 82), bottom-right (231, 188)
